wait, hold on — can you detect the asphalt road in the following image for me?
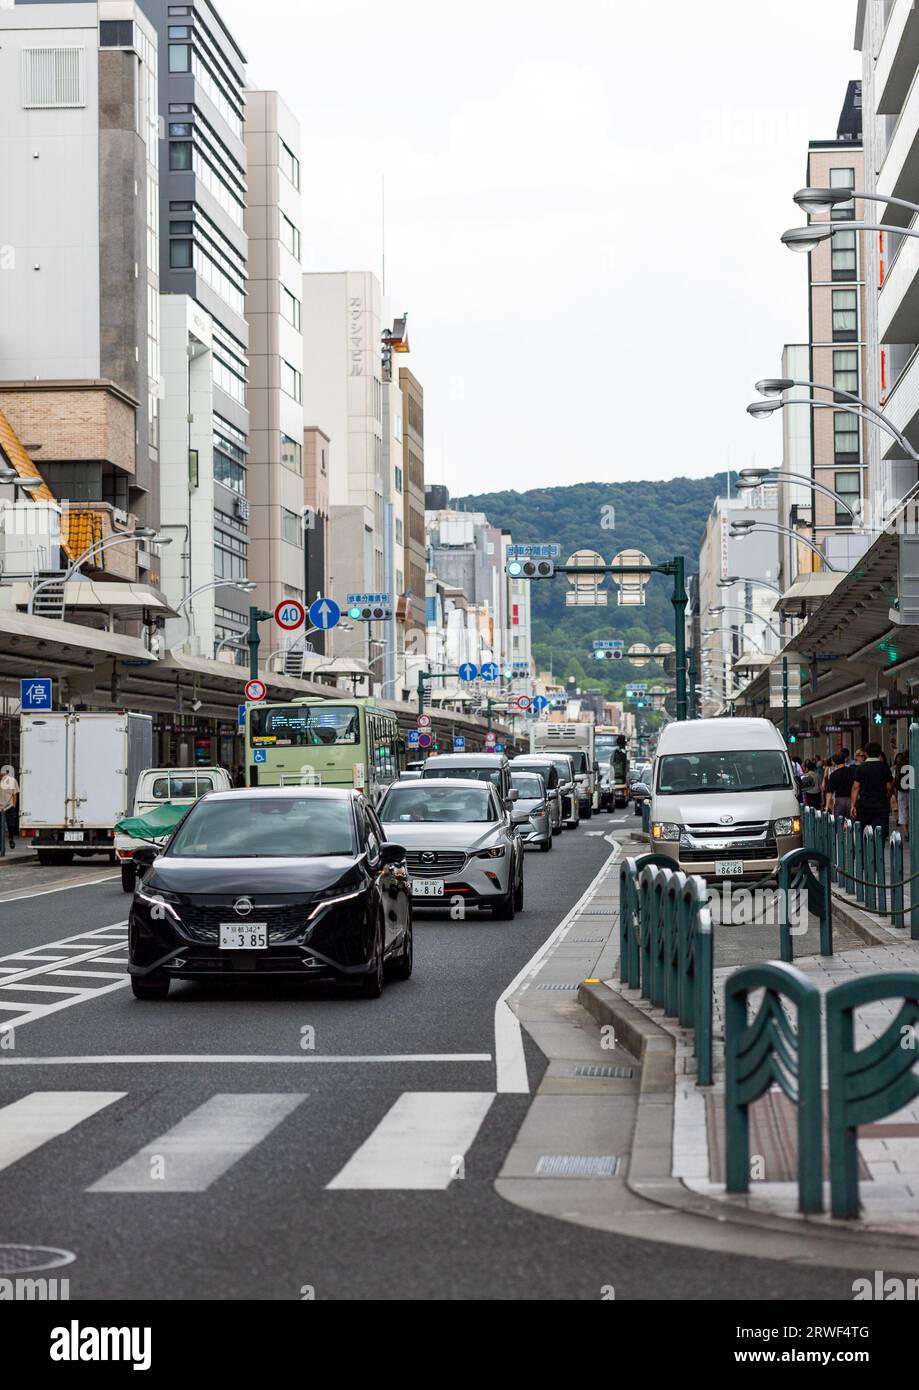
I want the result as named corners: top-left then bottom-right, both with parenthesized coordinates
top-left (0, 814), bottom-right (867, 1300)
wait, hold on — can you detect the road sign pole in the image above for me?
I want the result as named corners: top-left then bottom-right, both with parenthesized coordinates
top-left (783, 656), bottom-right (789, 744)
top-left (417, 668), bottom-right (426, 717)
top-left (248, 606), bottom-right (273, 680)
top-left (672, 555), bottom-right (688, 722)
top-left (688, 645), bottom-right (697, 720)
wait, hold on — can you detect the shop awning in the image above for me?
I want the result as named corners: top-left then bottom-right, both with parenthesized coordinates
top-left (9, 581), bottom-right (178, 616)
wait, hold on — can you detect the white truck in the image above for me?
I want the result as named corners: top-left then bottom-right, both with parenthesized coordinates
top-left (115, 765), bottom-right (232, 892)
top-left (20, 712), bottom-right (153, 866)
top-left (529, 722), bottom-right (600, 817)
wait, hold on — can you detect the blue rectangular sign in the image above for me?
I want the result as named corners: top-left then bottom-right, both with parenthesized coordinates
top-left (506, 544), bottom-right (560, 559)
top-left (21, 678), bottom-right (52, 711)
top-left (238, 703), bottom-right (247, 732)
top-left (453, 736), bottom-right (465, 750)
top-left (407, 729), bottom-right (420, 746)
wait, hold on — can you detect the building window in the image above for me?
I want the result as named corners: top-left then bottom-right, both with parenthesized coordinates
top-left (214, 527), bottom-right (248, 581)
top-left (169, 199), bottom-right (193, 210)
top-left (169, 121), bottom-right (193, 137)
top-left (282, 508), bottom-right (302, 547)
top-left (395, 518), bottom-right (404, 545)
top-left (170, 219), bottom-right (193, 235)
top-left (169, 141), bottom-right (192, 171)
top-left (281, 433), bottom-right (302, 474)
top-left (280, 359), bottom-right (302, 402)
top-left (168, 43), bottom-right (191, 73)
top-left (833, 348), bottom-right (859, 399)
top-left (22, 46), bottom-right (85, 108)
top-left (280, 285), bottom-right (301, 330)
top-left (831, 228), bottom-right (857, 280)
top-left (169, 104), bottom-right (192, 115)
top-left (831, 288), bottom-right (857, 342)
top-left (170, 238), bottom-right (193, 269)
top-left (214, 423), bottom-right (247, 495)
top-left (100, 20), bottom-right (134, 48)
top-left (321, 448), bottom-right (327, 474)
top-left (279, 138), bottom-right (300, 190)
top-left (394, 465), bottom-right (403, 494)
top-left (834, 469), bottom-right (862, 525)
top-left (830, 166), bottom-right (856, 220)
top-left (834, 410), bottom-right (860, 462)
top-left (168, 25), bottom-right (192, 39)
top-left (280, 213), bottom-right (301, 261)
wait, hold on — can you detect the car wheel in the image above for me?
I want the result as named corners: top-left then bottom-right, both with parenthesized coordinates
top-left (387, 914), bottom-right (413, 981)
top-left (514, 866), bottom-right (524, 910)
top-left (359, 921), bottom-right (385, 998)
top-left (121, 863), bottom-right (136, 894)
top-left (493, 883), bottom-right (516, 920)
top-left (540, 835), bottom-right (551, 852)
top-left (131, 974), bottom-right (170, 1001)
top-left (582, 802), bottom-right (593, 819)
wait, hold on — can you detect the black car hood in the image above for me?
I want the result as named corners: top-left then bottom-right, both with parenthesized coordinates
top-left (145, 855), bottom-right (363, 897)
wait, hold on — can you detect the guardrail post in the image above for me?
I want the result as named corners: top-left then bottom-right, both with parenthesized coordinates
top-left (891, 831), bottom-right (905, 928)
top-left (835, 815), bottom-right (846, 890)
top-left (777, 847), bottom-right (833, 960)
top-left (876, 830), bottom-right (888, 917)
top-left (911, 724), bottom-right (919, 939)
top-left (725, 962), bottom-right (823, 1213)
top-left (619, 859), bottom-right (638, 987)
top-left (827, 971), bottom-right (919, 1219)
top-left (853, 821), bottom-right (866, 905)
top-left (864, 825), bottom-right (877, 913)
top-left (663, 873), bottom-right (685, 1017)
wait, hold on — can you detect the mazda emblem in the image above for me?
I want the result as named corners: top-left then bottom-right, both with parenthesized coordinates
top-left (420, 851), bottom-right (436, 864)
top-left (234, 897), bottom-right (254, 918)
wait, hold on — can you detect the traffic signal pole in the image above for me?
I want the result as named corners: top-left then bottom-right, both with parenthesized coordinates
top-left (248, 605), bottom-right (274, 679)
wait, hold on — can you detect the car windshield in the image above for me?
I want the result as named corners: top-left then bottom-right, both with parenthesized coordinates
top-left (657, 750), bottom-right (791, 794)
top-left (546, 755), bottom-right (578, 779)
top-left (167, 796), bottom-right (356, 858)
top-left (422, 765), bottom-right (503, 787)
top-left (511, 773), bottom-right (544, 798)
top-left (594, 737), bottom-right (618, 762)
top-left (149, 774), bottom-right (216, 800)
top-left (379, 785), bottom-right (497, 823)
top-left (249, 704), bottom-right (360, 747)
top-left (516, 762), bottom-right (556, 786)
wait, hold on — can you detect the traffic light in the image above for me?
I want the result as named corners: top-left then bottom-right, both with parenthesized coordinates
top-left (348, 604), bottom-right (392, 621)
top-left (505, 558), bottom-right (554, 579)
top-left (594, 648), bottom-right (624, 661)
top-left (872, 698), bottom-right (885, 727)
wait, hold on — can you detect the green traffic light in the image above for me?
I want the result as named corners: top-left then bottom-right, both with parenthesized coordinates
top-left (348, 606), bottom-right (362, 620)
top-left (789, 734), bottom-right (796, 744)
top-left (507, 561), bottom-right (524, 578)
top-left (874, 712), bottom-right (883, 725)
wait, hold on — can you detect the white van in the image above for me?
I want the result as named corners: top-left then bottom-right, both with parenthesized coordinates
top-left (648, 718), bottom-right (801, 880)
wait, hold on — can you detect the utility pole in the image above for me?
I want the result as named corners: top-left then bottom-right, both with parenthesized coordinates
top-left (782, 655), bottom-right (789, 744)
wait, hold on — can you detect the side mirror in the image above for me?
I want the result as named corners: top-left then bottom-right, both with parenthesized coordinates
top-left (633, 783), bottom-right (650, 797)
top-left (380, 842), bottom-right (406, 866)
top-left (506, 787), bottom-right (519, 802)
top-left (132, 843), bottom-right (160, 868)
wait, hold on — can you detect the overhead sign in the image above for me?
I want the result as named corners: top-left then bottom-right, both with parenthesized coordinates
top-left (417, 714), bottom-right (432, 729)
top-left (275, 599), bottom-right (306, 630)
top-left (611, 549), bottom-right (651, 608)
top-left (506, 544), bottom-right (560, 558)
top-left (565, 550), bottom-right (607, 607)
top-left (245, 679), bottom-right (267, 702)
top-left (20, 678), bottom-right (52, 711)
top-left (346, 592), bottom-right (390, 605)
top-left (418, 732), bottom-right (433, 749)
top-left (453, 736), bottom-right (466, 750)
top-left (308, 596), bottom-right (341, 631)
top-left (480, 662), bottom-right (499, 682)
top-left (593, 639), bottom-right (624, 649)
top-left (458, 662), bottom-right (479, 682)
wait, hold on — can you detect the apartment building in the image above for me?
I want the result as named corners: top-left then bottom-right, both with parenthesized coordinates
top-left (303, 426), bottom-right (330, 654)
top-left (399, 367), bottom-right (426, 684)
top-left (1, 0), bottom-right (162, 596)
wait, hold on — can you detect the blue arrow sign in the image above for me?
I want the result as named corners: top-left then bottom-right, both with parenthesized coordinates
top-left (458, 662), bottom-right (479, 682)
top-left (309, 596), bottom-right (341, 631)
top-left (21, 678), bottom-right (52, 711)
top-left (237, 703), bottom-right (247, 732)
top-left (480, 662), bottom-right (499, 682)
top-left (532, 695), bottom-right (550, 711)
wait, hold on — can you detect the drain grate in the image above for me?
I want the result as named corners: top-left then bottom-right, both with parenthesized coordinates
top-left (535, 1154), bottom-right (620, 1178)
top-left (574, 1063), bottom-right (634, 1079)
top-left (569, 937), bottom-right (606, 944)
top-left (0, 1245), bottom-right (75, 1274)
top-left (536, 982), bottom-right (579, 990)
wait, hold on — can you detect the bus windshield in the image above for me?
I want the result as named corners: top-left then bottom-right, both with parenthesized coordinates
top-left (250, 705), bottom-right (360, 747)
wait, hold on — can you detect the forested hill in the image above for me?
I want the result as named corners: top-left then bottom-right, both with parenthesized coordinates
top-left (455, 475), bottom-right (735, 690)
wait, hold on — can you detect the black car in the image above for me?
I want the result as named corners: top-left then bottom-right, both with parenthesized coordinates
top-left (128, 788), bottom-right (411, 1000)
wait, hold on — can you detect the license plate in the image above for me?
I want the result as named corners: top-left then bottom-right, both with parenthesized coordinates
top-left (64, 831), bottom-right (84, 842)
top-left (715, 859), bottom-right (745, 877)
top-left (411, 878), bottom-right (444, 897)
top-left (219, 923), bottom-right (268, 950)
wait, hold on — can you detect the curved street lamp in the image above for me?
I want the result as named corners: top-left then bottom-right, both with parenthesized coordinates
top-left (729, 518), bottom-right (840, 571)
top-left (749, 375), bottom-right (919, 465)
top-left (707, 604), bottom-right (783, 642)
top-left (733, 466), bottom-right (865, 527)
top-left (717, 574), bottom-right (782, 596)
top-left (172, 578), bottom-right (258, 652)
top-left (28, 528), bottom-right (171, 616)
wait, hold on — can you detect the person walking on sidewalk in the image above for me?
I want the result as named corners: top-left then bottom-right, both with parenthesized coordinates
top-left (0, 765), bottom-right (19, 850)
top-left (826, 752), bottom-right (855, 822)
top-left (851, 742), bottom-right (894, 847)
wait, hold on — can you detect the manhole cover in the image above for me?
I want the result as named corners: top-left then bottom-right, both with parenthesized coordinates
top-left (0, 1245), bottom-right (75, 1274)
top-left (574, 1063), bottom-right (633, 1079)
top-left (535, 1155), bottom-right (620, 1177)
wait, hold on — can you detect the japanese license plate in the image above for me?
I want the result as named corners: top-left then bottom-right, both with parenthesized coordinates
top-left (715, 859), bottom-right (745, 877)
top-left (411, 879), bottom-right (445, 897)
top-left (64, 831), bottom-right (84, 842)
top-left (219, 923), bottom-right (268, 950)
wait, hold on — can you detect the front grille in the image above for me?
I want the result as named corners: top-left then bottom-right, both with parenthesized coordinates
top-left (406, 850), bottom-right (467, 875)
top-left (175, 902), bottom-right (313, 945)
top-left (685, 820), bottom-right (769, 837)
top-left (681, 839), bottom-right (777, 863)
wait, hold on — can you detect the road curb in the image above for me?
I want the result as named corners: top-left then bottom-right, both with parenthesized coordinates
top-left (830, 887), bottom-right (905, 946)
top-left (576, 977), bottom-right (919, 1255)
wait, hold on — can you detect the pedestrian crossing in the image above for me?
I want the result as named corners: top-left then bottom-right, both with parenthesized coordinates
top-left (0, 1089), bottom-right (500, 1193)
top-left (0, 924), bottom-right (130, 1032)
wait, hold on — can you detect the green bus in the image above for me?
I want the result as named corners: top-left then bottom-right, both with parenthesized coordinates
top-left (245, 698), bottom-right (403, 803)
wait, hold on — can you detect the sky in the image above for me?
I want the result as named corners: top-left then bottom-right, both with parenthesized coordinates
top-left (221, 0), bottom-right (861, 496)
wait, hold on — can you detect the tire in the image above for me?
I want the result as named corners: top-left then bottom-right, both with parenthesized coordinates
top-left (540, 836), bottom-right (551, 853)
top-left (493, 883), bottom-right (516, 920)
top-left (121, 863), bottom-right (137, 894)
top-left (131, 974), bottom-right (170, 1001)
top-left (582, 803), bottom-right (593, 820)
top-left (514, 868), bottom-right (524, 911)
top-left (359, 921), bottom-right (385, 998)
top-left (388, 916), bottom-right (413, 981)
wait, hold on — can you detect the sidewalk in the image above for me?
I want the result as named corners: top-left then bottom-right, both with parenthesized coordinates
top-left (0, 841), bottom-right (37, 869)
top-left (603, 839), bottom-right (919, 1238)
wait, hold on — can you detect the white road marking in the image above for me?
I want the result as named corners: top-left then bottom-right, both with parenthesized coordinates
top-left (326, 1091), bottom-right (495, 1190)
top-left (493, 843), bottom-right (621, 1094)
top-left (0, 874), bottom-right (119, 905)
top-left (0, 1053), bottom-right (493, 1066)
top-left (88, 1093), bottom-right (306, 1193)
top-left (0, 1091), bottom-right (125, 1172)
top-left (0, 923), bottom-right (129, 1030)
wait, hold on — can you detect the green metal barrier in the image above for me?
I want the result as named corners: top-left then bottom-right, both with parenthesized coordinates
top-left (724, 961), bottom-right (823, 1214)
top-left (891, 831), bottom-right (905, 928)
top-left (776, 847), bottom-right (833, 962)
top-left (864, 826), bottom-right (877, 913)
top-left (826, 972), bottom-right (919, 1218)
top-left (911, 723), bottom-right (919, 939)
top-left (619, 853), bottom-right (676, 991)
top-left (853, 820), bottom-right (866, 906)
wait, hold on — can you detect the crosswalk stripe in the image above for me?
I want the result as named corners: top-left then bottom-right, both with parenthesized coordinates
top-left (87, 1093), bottom-right (306, 1193)
top-left (0, 1091), bottom-right (125, 1172)
top-left (326, 1091), bottom-right (495, 1190)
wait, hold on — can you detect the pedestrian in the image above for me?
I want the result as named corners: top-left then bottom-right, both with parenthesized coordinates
top-left (0, 764), bottom-right (19, 849)
top-left (826, 752), bottom-right (855, 822)
top-left (800, 760), bottom-right (821, 809)
top-left (855, 747), bottom-right (867, 766)
top-left (851, 741), bottom-right (894, 847)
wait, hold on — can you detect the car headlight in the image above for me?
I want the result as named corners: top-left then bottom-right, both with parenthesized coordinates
top-left (652, 822), bottom-right (681, 840)
top-left (773, 817), bottom-right (801, 837)
top-left (531, 802), bottom-right (547, 814)
top-left (307, 886), bottom-right (364, 919)
top-left (134, 885), bottom-right (182, 922)
top-left (476, 846), bottom-right (507, 859)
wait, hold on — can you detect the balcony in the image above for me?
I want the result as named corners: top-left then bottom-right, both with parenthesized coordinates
top-left (875, 0), bottom-right (919, 117)
top-left (879, 214), bottom-right (919, 343)
top-left (878, 66), bottom-right (919, 225)
top-left (879, 343), bottom-right (919, 468)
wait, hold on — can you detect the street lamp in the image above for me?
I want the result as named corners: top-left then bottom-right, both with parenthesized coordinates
top-left (172, 579), bottom-right (257, 652)
top-left (28, 527), bottom-right (171, 615)
top-left (729, 518), bottom-right (840, 571)
top-left (747, 380), bottom-right (919, 465)
top-left (733, 468), bottom-right (865, 527)
top-left (0, 469), bottom-right (42, 496)
top-left (717, 574), bottom-right (782, 596)
top-left (707, 605), bottom-right (783, 645)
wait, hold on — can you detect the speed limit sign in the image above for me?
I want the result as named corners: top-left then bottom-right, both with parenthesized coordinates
top-left (515, 696), bottom-right (532, 711)
top-left (275, 599), bottom-right (305, 630)
top-left (245, 679), bottom-right (267, 702)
